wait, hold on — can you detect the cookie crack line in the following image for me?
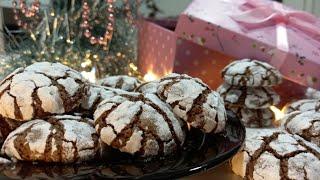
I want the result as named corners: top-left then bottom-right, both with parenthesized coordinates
top-left (110, 107), bottom-right (143, 150)
top-left (223, 59), bottom-right (281, 86)
top-left (255, 60), bottom-right (281, 86)
top-left (284, 112), bottom-right (300, 130)
top-left (108, 104), bottom-right (165, 156)
top-left (46, 118), bottom-right (67, 162)
top-left (30, 81), bottom-right (50, 120)
top-left (10, 122), bottom-right (42, 160)
top-left (34, 71), bottom-right (85, 111)
top-left (115, 77), bottom-right (124, 89)
top-left (95, 103), bottom-right (121, 134)
top-left (245, 132), bottom-right (281, 179)
top-left (296, 138), bottom-right (320, 159)
top-left (0, 68), bottom-right (24, 86)
top-left (187, 88), bottom-right (216, 131)
top-left (120, 94), bottom-right (182, 146)
top-left (135, 81), bottom-right (151, 92)
top-left (0, 65), bottom-right (86, 120)
top-left (265, 147), bottom-right (308, 180)
top-left (285, 114), bottom-right (320, 144)
top-left (7, 91), bottom-right (23, 120)
top-left (246, 132), bottom-right (320, 180)
top-left (96, 93), bottom-right (182, 156)
top-left (0, 74), bottom-right (24, 119)
top-left (300, 119), bottom-right (320, 141)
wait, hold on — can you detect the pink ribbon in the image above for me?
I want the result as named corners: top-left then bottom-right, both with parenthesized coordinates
top-left (231, 0), bottom-right (320, 41)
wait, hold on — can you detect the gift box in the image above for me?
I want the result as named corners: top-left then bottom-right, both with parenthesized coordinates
top-left (138, 0), bottom-right (320, 105)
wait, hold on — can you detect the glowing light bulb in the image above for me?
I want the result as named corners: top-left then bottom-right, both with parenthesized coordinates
top-left (270, 106), bottom-right (285, 127)
top-left (143, 71), bottom-right (158, 82)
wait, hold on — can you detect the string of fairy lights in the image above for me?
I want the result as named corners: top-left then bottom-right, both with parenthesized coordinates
top-left (12, 0), bottom-right (41, 30)
top-left (1, 0), bottom-right (142, 79)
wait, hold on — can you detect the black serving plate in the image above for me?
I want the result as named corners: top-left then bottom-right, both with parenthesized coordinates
top-left (0, 111), bottom-right (245, 179)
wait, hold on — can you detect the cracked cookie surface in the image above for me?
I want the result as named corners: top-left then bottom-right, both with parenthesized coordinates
top-left (231, 128), bottom-right (320, 180)
top-left (0, 115), bottom-right (24, 144)
top-left (98, 75), bottom-right (142, 92)
top-left (0, 62), bottom-right (87, 121)
top-left (222, 59), bottom-right (282, 87)
top-left (228, 106), bottom-right (274, 128)
top-left (282, 111), bottom-right (320, 147)
top-left (81, 85), bottom-right (127, 112)
top-left (1, 115), bottom-right (99, 163)
top-left (217, 83), bottom-right (280, 109)
top-left (135, 81), bottom-right (159, 95)
top-left (94, 92), bottom-right (186, 157)
top-left (284, 99), bottom-right (320, 114)
top-left (156, 73), bottom-right (226, 133)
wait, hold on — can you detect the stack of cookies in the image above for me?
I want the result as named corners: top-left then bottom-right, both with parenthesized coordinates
top-left (218, 59), bottom-right (282, 128)
top-left (0, 62), bottom-right (227, 164)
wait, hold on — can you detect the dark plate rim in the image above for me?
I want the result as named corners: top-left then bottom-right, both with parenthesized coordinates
top-left (130, 112), bottom-right (246, 179)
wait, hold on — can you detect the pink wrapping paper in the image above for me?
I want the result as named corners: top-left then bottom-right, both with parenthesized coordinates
top-left (138, 0), bottom-right (319, 105)
top-left (175, 0), bottom-right (320, 89)
top-left (138, 19), bottom-right (234, 89)
top-left (138, 20), bottom-right (177, 78)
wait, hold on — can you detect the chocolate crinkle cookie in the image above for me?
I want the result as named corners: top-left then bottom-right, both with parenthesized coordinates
top-left (228, 106), bottom-right (274, 128)
top-left (0, 115), bottom-right (24, 144)
top-left (135, 81), bottom-right (159, 95)
top-left (282, 111), bottom-right (320, 147)
top-left (231, 128), bottom-right (320, 180)
top-left (156, 73), bottom-right (226, 133)
top-left (221, 59), bottom-right (282, 87)
top-left (98, 75), bottom-right (142, 92)
top-left (284, 99), bottom-right (320, 114)
top-left (0, 62), bottom-right (87, 121)
top-left (217, 83), bottom-right (280, 109)
top-left (81, 85), bottom-right (127, 112)
top-left (1, 115), bottom-right (99, 163)
top-left (94, 92), bottom-right (186, 157)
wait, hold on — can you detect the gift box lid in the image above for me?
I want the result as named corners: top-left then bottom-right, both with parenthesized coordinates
top-left (174, 0), bottom-right (320, 90)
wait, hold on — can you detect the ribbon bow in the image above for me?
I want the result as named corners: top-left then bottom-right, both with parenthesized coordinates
top-left (231, 0), bottom-right (320, 39)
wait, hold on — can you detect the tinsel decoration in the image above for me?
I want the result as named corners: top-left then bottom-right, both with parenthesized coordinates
top-left (0, 0), bottom-right (142, 80)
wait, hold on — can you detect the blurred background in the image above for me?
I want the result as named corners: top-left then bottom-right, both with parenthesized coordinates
top-left (1, 0), bottom-right (320, 24)
top-left (0, 0), bottom-right (318, 72)
top-left (140, 0), bottom-right (320, 17)
top-left (0, 0), bottom-right (319, 38)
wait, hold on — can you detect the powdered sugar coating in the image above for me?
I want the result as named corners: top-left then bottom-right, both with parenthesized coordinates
top-left (228, 106), bottom-right (274, 128)
top-left (94, 92), bottom-right (186, 157)
top-left (135, 81), bottom-right (159, 94)
top-left (231, 129), bottom-right (320, 180)
top-left (0, 62), bottom-right (87, 121)
top-left (98, 75), bottom-right (141, 92)
top-left (217, 83), bottom-right (280, 109)
top-left (282, 111), bottom-right (320, 147)
top-left (284, 99), bottom-right (320, 114)
top-left (0, 115), bottom-right (24, 144)
top-left (222, 59), bottom-right (282, 87)
top-left (1, 115), bottom-right (99, 163)
top-left (157, 73), bottom-right (226, 133)
top-left (81, 85), bottom-right (128, 111)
